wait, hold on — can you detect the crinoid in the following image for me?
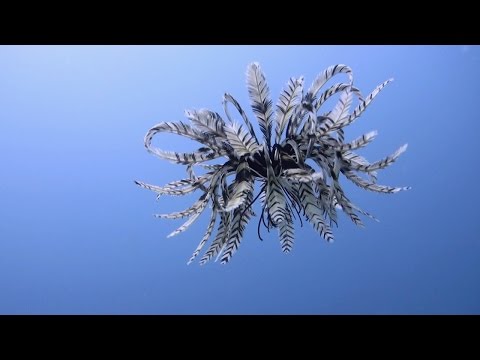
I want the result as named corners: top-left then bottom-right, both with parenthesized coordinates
top-left (135, 63), bottom-right (410, 264)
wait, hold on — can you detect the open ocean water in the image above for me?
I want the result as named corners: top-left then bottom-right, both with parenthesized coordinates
top-left (0, 45), bottom-right (478, 314)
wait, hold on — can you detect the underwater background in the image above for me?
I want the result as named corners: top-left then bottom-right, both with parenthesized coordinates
top-left (0, 45), bottom-right (478, 314)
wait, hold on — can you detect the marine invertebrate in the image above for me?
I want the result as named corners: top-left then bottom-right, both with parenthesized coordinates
top-left (135, 63), bottom-right (409, 264)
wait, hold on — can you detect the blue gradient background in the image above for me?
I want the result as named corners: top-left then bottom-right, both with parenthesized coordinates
top-left (1, 45), bottom-right (478, 314)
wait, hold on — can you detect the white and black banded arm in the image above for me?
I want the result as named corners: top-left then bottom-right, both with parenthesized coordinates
top-left (246, 62), bottom-right (274, 147)
top-left (275, 76), bottom-right (304, 143)
top-left (333, 79), bottom-right (393, 131)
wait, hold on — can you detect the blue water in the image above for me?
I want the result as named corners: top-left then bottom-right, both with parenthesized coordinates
top-left (1, 45), bottom-right (479, 314)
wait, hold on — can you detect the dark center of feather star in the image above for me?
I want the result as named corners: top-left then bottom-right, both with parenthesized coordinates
top-left (245, 143), bottom-right (299, 179)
